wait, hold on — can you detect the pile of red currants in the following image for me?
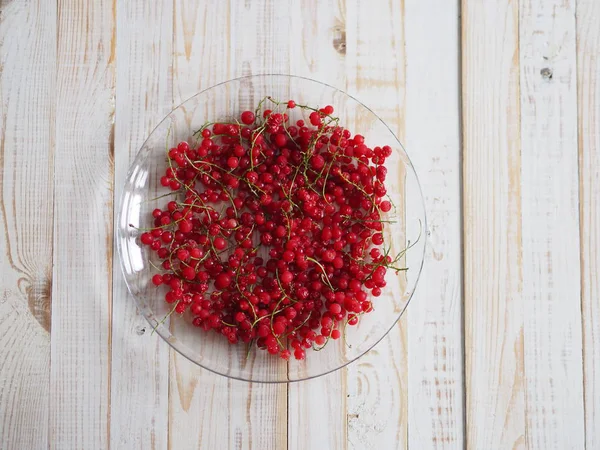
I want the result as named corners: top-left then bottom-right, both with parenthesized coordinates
top-left (137, 97), bottom-right (405, 361)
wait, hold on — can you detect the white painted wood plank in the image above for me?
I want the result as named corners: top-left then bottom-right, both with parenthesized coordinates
top-left (576, 1), bottom-right (600, 448)
top-left (50, 1), bottom-right (116, 447)
top-left (462, 1), bottom-right (526, 448)
top-left (404, 0), bottom-right (464, 448)
top-left (110, 1), bottom-right (172, 448)
top-left (168, 2), bottom-right (287, 449)
top-left (0, 1), bottom-right (56, 448)
top-left (344, 1), bottom-right (408, 448)
top-left (288, 374), bottom-right (347, 450)
top-left (519, 1), bottom-right (585, 448)
top-left (286, 1), bottom-right (348, 449)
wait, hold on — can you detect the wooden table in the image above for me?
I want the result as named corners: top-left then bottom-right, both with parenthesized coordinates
top-left (1, 0), bottom-right (598, 449)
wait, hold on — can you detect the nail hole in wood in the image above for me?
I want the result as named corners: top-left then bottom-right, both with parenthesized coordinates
top-left (540, 67), bottom-right (553, 80)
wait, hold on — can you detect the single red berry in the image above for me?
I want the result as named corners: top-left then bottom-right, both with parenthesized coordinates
top-left (240, 111), bottom-right (255, 125)
top-left (309, 111), bottom-right (322, 127)
top-left (294, 348), bottom-right (306, 360)
top-left (178, 220), bottom-right (192, 233)
top-left (191, 303), bottom-right (203, 315)
top-left (315, 335), bottom-right (326, 346)
top-left (214, 273), bottom-right (232, 290)
top-left (329, 303), bottom-right (342, 314)
top-left (273, 322), bottom-right (285, 336)
top-left (182, 266), bottom-right (196, 280)
top-left (246, 171), bottom-right (258, 183)
top-left (273, 133), bottom-right (287, 147)
top-left (310, 154), bottom-right (325, 170)
top-left (280, 271), bottom-right (293, 284)
top-left (177, 141), bottom-right (190, 153)
top-left (227, 156), bottom-right (239, 169)
top-left (214, 237), bottom-right (227, 250)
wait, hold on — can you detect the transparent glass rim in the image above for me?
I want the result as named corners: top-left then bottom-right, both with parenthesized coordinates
top-left (116, 74), bottom-right (427, 383)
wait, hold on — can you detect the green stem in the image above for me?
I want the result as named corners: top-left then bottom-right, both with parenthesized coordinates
top-left (151, 303), bottom-right (178, 335)
top-left (306, 257), bottom-right (335, 291)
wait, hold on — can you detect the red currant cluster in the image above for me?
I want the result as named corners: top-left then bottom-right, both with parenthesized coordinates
top-left (138, 97), bottom-right (404, 361)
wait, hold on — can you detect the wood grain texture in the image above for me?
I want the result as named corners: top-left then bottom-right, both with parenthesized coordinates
top-left (519, 1), bottom-right (585, 448)
top-left (2, 0), bottom-right (600, 448)
top-left (577, 0), bottom-right (600, 447)
top-left (462, 1), bottom-right (526, 449)
top-left (110, 1), bottom-right (172, 449)
top-left (345, 0), bottom-right (408, 448)
top-left (234, 8), bottom-right (291, 447)
top-left (168, 2), bottom-right (287, 449)
top-left (404, 0), bottom-right (464, 448)
top-left (169, 2), bottom-right (238, 447)
top-left (50, 0), bottom-right (116, 447)
top-left (286, 1), bottom-right (348, 449)
top-left (0, 1), bottom-right (55, 448)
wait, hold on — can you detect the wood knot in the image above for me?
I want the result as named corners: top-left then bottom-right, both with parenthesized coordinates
top-left (332, 26), bottom-right (346, 55)
top-left (21, 276), bottom-right (52, 333)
